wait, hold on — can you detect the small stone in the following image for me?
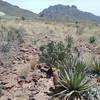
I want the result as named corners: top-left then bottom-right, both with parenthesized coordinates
top-left (7, 98), bottom-right (12, 100)
top-left (20, 48), bottom-right (28, 52)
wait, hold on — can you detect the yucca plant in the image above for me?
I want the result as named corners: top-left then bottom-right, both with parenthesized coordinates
top-left (58, 56), bottom-right (87, 73)
top-left (92, 59), bottom-right (100, 74)
top-left (75, 60), bottom-right (87, 73)
top-left (51, 59), bottom-right (90, 100)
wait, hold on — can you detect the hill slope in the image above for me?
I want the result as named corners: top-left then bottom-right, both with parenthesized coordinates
top-left (0, 0), bottom-right (37, 19)
top-left (39, 4), bottom-right (100, 23)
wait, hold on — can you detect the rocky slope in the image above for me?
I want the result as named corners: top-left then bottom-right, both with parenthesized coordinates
top-left (0, 20), bottom-right (100, 100)
top-left (0, 0), bottom-right (37, 19)
top-left (0, 44), bottom-right (54, 100)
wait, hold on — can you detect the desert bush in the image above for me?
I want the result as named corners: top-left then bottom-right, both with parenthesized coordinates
top-left (0, 43), bottom-right (10, 52)
top-left (21, 16), bottom-right (25, 21)
top-left (18, 64), bottom-right (31, 79)
top-left (31, 56), bottom-right (39, 70)
top-left (19, 70), bottom-right (28, 79)
top-left (75, 21), bottom-right (79, 34)
top-left (12, 27), bottom-right (25, 44)
top-left (39, 41), bottom-right (65, 67)
top-left (0, 26), bottom-right (10, 52)
top-left (0, 25), bottom-right (27, 66)
top-left (39, 35), bottom-right (90, 99)
top-left (65, 35), bottom-right (73, 51)
top-left (89, 36), bottom-right (96, 44)
top-left (0, 26), bottom-right (25, 52)
top-left (39, 36), bottom-right (74, 67)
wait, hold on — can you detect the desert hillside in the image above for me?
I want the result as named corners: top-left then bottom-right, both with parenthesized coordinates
top-left (0, 0), bottom-right (100, 99)
top-left (0, 19), bottom-right (100, 100)
top-left (0, 0), bottom-right (37, 19)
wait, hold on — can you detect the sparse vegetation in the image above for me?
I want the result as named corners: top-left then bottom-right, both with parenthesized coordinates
top-left (39, 34), bottom-right (91, 99)
top-left (89, 36), bottom-right (96, 43)
top-left (17, 64), bottom-right (31, 79)
top-left (0, 19), bottom-right (100, 100)
top-left (92, 59), bottom-right (100, 75)
top-left (39, 36), bottom-right (74, 68)
top-left (50, 57), bottom-right (90, 100)
top-left (39, 41), bottom-right (65, 67)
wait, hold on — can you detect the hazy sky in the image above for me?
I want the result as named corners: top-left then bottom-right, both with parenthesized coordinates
top-left (3, 0), bottom-right (100, 16)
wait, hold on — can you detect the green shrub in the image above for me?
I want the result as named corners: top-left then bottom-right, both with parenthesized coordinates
top-left (39, 35), bottom-right (90, 99)
top-left (1, 43), bottom-right (10, 52)
top-left (39, 41), bottom-right (65, 67)
top-left (89, 36), bottom-right (96, 43)
top-left (39, 36), bottom-right (74, 67)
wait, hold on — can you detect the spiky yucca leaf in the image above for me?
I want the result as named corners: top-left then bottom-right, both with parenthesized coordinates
top-left (52, 71), bottom-right (90, 100)
top-left (74, 60), bottom-right (87, 73)
top-left (51, 59), bottom-right (90, 100)
top-left (59, 68), bottom-right (90, 92)
top-left (92, 59), bottom-right (100, 74)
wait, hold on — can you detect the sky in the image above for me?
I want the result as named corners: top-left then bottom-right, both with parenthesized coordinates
top-left (3, 0), bottom-right (100, 16)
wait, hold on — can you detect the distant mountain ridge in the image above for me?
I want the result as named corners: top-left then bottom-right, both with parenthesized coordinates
top-left (0, 0), bottom-right (37, 19)
top-left (0, 0), bottom-right (100, 23)
top-left (39, 4), bottom-right (100, 23)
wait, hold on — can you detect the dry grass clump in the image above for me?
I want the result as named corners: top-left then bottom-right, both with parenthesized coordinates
top-left (30, 56), bottom-right (39, 70)
top-left (17, 63), bottom-right (31, 79)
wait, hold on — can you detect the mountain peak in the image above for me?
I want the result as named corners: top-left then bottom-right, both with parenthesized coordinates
top-left (49, 4), bottom-right (77, 10)
top-left (39, 4), bottom-right (100, 23)
top-left (71, 5), bottom-right (77, 9)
